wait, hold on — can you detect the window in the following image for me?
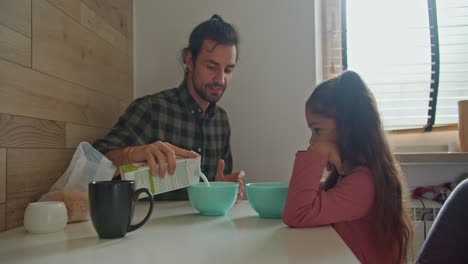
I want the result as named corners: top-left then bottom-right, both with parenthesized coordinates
top-left (323, 0), bottom-right (468, 130)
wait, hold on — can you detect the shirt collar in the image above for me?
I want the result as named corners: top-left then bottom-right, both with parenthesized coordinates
top-left (177, 80), bottom-right (217, 118)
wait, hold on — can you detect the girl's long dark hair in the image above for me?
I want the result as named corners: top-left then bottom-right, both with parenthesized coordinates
top-left (306, 71), bottom-right (413, 263)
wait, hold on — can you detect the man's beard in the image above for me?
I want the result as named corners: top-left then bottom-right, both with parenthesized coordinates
top-left (192, 78), bottom-right (226, 103)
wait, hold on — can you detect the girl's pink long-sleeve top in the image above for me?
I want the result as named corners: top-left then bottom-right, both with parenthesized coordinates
top-left (283, 151), bottom-right (393, 264)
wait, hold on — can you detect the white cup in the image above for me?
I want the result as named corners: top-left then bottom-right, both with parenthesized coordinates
top-left (24, 201), bottom-right (68, 234)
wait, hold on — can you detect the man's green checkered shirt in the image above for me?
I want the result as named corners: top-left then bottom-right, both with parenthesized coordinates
top-left (93, 81), bottom-right (233, 200)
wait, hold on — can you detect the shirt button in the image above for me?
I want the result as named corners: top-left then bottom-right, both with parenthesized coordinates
top-left (191, 110), bottom-right (195, 114)
top-left (198, 109), bottom-right (202, 112)
top-left (197, 148), bottom-right (202, 153)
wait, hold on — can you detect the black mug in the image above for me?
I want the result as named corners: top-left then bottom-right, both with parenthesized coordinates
top-left (88, 180), bottom-right (154, 239)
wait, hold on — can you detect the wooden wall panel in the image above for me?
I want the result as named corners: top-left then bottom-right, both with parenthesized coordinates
top-left (0, 0), bottom-right (133, 232)
top-left (128, 36), bottom-right (134, 58)
top-left (120, 99), bottom-right (132, 115)
top-left (0, 149), bottom-right (5, 204)
top-left (32, 0), bottom-right (132, 100)
top-left (0, 0), bottom-right (31, 37)
top-left (66, 123), bottom-right (109, 148)
top-left (0, 24), bottom-right (31, 67)
top-left (81, 0), bottom-right (132, 38)
top-left (0, 59), bottom-right (122, 129)
top-left (47, 0), bottom-right (129, 55)
top-left (80, 3), bottom-right (129, 55)
top-left (0, 114), bottom-right (65, 148)
top-left (6, 197), bottom-right (32, 230)
top-left (0, 204), bottom-right (5, 232)
top-left (126, 0), bottom-right (133, 56)
top-left (46, 0), bottom-right (81, 19)
top-left (6, 149), bottom-right (75, 229)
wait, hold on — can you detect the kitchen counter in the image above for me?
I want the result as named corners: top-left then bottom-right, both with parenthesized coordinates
top-left (0, 201), bottom-right (358, 264)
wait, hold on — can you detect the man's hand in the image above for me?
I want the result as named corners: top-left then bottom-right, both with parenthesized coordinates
top-left (215, 159), bottom-right (245, 200)
top-left (129, 141), bottom-right (199, 178)
top-left (308, 142), bottom-right (344, 175)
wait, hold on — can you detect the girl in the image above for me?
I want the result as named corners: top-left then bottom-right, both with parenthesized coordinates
top-left (283, 71), bottom-right (413, 263)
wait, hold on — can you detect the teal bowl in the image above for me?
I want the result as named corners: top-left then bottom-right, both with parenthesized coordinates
top-left (188, 182), bottom-right (238, 216)
top-left (246, 182), bottom-right (289, 219)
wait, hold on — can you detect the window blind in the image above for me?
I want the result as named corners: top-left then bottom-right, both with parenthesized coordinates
top-left (334, 0), bottom-right (468, 130)
top-left (345, 0), bottom-right (433, 129)
top-left (434, 0), bottom-right (468, 125)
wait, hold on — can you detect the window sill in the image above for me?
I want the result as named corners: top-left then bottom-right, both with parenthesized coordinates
top-left (395, 152), bottom-right (468, 164)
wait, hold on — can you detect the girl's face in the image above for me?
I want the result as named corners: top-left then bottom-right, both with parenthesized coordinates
top-left (305, 109), bottom-right (338, 147)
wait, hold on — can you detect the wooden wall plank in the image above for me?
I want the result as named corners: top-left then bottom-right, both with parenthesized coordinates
top-left (127, 0), bottom-right (133, 56)
top-left (32, 0), bottom-right (132, 100)
top-left (81, 0), bottom-right (132, 38)
top-left (0, 24), bottom-right (31, 67)
top-left (6, 148), bottom-right (74, 229)
top-left (47, 0), bottom-right (129, 55)
top-left (45, 0), bottom-right (81, 20)
top-left (0, 0), bottom-right (31, 37)
top-left (0, 114), bottom-right (65, 148)
top-left (119, 99), bottom-right (132, 115)
top-left (6, 197), bottom-right (32, 230)
top-left (0, 59), bottom-right (122, 129)
top-left (80, 2), bottom-right (129, 55)
top-left (66, 123), bottom-right (109, 149)
top-left (127, 36), bottom-right (133, 57)
top-left (0, 149), bottom-right (5, 204)
top-left (0, 204), bottom-right (5, 232)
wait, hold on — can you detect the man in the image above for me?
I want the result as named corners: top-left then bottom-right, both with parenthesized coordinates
top-left (93, 14), bottom-right (244, 200)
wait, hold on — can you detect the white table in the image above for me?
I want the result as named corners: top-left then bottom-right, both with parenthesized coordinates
top-left (0, 201), bottom-right (359, 264)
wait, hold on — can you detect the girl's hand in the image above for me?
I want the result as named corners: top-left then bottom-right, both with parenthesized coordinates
top-left (308, 142), bottom-right (344, 175)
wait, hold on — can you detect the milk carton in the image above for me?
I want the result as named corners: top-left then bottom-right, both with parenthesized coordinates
top-left (120, 156), bottom-right (202, 195)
